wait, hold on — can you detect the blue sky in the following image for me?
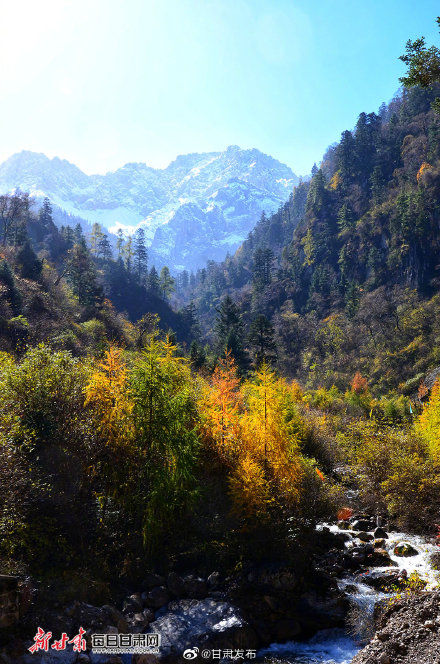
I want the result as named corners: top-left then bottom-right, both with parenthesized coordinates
top-left (1, 0), bottom-right (439, 175)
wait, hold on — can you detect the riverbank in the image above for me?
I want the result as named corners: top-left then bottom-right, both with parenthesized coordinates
top-left (255, 517), bottom-right (440, 663)
top-left (352, 591), bottom-right (440, 664)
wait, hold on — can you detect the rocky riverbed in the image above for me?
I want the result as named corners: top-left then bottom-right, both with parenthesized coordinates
top-left (2, 514), bottom-right (439, 664)
top-left (256, 516), bottom-right (440, 664)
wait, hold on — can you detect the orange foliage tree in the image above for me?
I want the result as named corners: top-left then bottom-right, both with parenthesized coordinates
top-left (416, 161), bottom-right (432, 184)
top-left (200, 355), bottom-right (306, 521)
top-left (351, 371), bottom-right (368, 394)
top-left (200, 350), bottom-right (242, 464)
top-left (232, 363), bottom-right (304, 519)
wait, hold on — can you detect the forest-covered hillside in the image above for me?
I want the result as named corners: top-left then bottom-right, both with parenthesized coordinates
top-left (179, 81), bottom-right (440, 392)
top-left (0, 195), bottom-right (197, 354)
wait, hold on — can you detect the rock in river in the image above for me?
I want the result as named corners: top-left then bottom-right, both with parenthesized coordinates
top-left (394, 541), bottom-right (419, 557)
top-left (144, 598), bottom-right (258, 661)
top-left (374, 527), bottom-right (388, 539)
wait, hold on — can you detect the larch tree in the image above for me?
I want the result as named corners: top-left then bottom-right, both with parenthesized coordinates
top-left (200, 350), bottom-right (242, 464)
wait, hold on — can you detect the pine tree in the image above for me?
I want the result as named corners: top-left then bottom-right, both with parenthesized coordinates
top-left (133, 228), bottom-right (148, 283)
top-left (189, 340), bottom-right (206, 370)
top-left (123, 235), bottom-right (134, 273)
top-left (39, 198), bottom-right (53, 230)
top-left (345, 282), bottom-right (360, 319)
top-left (0, 259), bottom-right (22, 313)
top-left (16, 240), bottom-right (42, 280)
top-left (215, 295), bottom-right (248, 372)
top-left (183, 301), bottom-right (201, 338)
top-left (148, 266), bottom-right (160, 294)
top-left (74, 223), bottom-right (85, 244)
top-left (0, 193), bottom-right (30, 246)
top-left (370, 165), bottom-right (385, 205)
top-left (301, 227), bottom-right (315, 266)
top-left (67, 242), bottom-right (103, 308)
top-left (337, 203), bottom-right (355, 231)
top-left (159, 266), bottom-right (175, 300)
top-left (400, 18), bottom-right (440, 113)
top-left (252, 248), bottom-right (274, 289)
top-left (336, 130), bottom-right (356, 183)
top-left (181, 270), bottom-right (189, 290)
top-left (116, 229), bottom-right (125, 258)
top-left (97, 232), bottom-right (112, 260)
top-left (90, 223), bottom-right (105, 257)
top-left (306, 169), bottom-right (327, 214)
top-left (61, 225), bottom-right (75, 248)
top-left (248, 315), bottom-right (277, 366)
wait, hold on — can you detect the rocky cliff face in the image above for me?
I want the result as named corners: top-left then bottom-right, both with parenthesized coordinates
top-left (0, 147), bottom-right (298, 272)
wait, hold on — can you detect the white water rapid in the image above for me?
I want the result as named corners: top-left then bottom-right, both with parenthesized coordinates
top-left (257, 523), bottom-right (440, 663)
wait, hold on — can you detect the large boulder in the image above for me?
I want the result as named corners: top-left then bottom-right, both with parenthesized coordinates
top-left (374, 527), bottom-right (388, 539)
top-left (123, 594), bottom-right (143, 614)
top-left (68, 602), bottom-right (124, 630)
top-left (144, 598), bottom-right (258, 662)
top-left (142, 573), bottom-right (166, 590)
top-left (394, 541), bottom-right (419, 557)
top-left (295, 589), bottom-right (348, 636)
top-left (356, 570), bottom-right (408, 591)
top-left (357, 532), bottom-right (374, 542)
top-left (366, 549), bottom-right (397, 567)
top-left (247, 565), bottom-right (297, 591)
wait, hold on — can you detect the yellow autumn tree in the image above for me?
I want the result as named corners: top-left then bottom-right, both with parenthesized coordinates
top-left (229, 455), bottom-right (272, 518)
top-left (289, 379), bottom-right (303, 403)
top-left (329, 170), bottom-right (341, 190)
top-left (85, 345), bottom-right (134, 448)
top-left (235, 363), bottom-right (304, 518)
top-left (416, 379), bottom-right (440, 464)
top-left (84, 345), bottom-right (137, 517)
top-left (416, 161), bottom-right (432, 184)
top-left (200, 350), bottom-right (242, 464)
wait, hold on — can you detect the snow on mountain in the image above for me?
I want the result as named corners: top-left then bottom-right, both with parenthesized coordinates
top-left (0, 147), bottom-right (298, 272)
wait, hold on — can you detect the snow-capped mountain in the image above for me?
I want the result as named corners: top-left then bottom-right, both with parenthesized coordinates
top-left (0, 146), bottom-right (298, 272)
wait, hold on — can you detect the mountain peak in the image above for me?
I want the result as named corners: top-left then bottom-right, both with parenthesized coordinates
top-left (0, 147), bottom-right (299, 272)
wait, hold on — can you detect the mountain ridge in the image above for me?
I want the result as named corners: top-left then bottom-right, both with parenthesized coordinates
top-left (0, 146), bottom-right (299, 271)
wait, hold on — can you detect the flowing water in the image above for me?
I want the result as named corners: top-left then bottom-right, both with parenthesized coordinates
top-left (256, 524), bottom-right (440, 664)
top-left (29, 526), bottom-right (440, 664)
